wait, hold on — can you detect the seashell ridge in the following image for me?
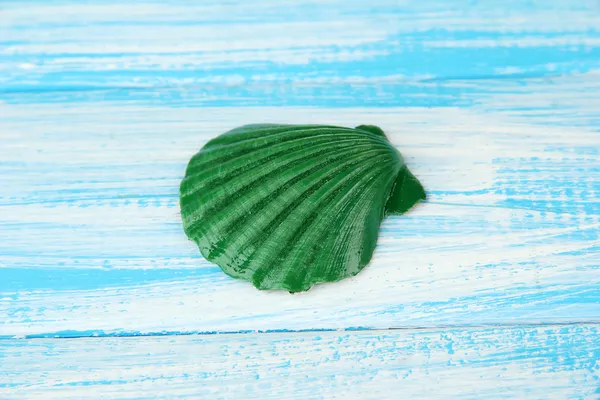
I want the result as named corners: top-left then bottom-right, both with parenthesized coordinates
top-left (180, 124), bottom-right (426, 292)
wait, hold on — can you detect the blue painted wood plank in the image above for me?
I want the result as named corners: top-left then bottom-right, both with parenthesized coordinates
top-left (2, 0), bottom-right (600, 96)
top-left (1, 324), bottom-right (599, 399)
top-left (0, 0), bottom-right (599, 337)
top-left (0, 103), bottom-right (597, 337)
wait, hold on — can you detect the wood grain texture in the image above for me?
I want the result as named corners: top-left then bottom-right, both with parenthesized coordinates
top-left (2, 325), bottom-right (599, 399)
top-left (1, 103), bottom-right (598, 336)
top-left (1, 0), bottom-right (599, 337)
top-left (1, 1), bottom-right (599, 396)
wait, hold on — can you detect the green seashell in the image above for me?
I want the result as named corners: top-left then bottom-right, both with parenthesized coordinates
top-left (180, 124), bottom-right (426, 292)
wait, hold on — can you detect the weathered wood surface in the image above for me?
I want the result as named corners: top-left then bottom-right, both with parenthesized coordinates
top-left (2, 325), bottom-right (599, 399)
top-left (1, 0), bottom-right (599, 398)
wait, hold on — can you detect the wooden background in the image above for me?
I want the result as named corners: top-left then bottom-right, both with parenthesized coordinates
top-left (1, 0), bottom-right (599, 398)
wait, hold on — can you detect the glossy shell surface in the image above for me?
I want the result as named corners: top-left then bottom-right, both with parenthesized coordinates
top-left (180, 124), bottom-right (425, 292)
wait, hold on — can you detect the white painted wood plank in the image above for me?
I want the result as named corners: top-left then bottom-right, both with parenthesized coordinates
top-left (3, 0), bottom-right (600, 94)
top-left (1, 0), bottom-right (599, 336)
top-left (1, 324), bottom-right (599, 399)
top-left (1, 102), bottom-right (598, 337)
